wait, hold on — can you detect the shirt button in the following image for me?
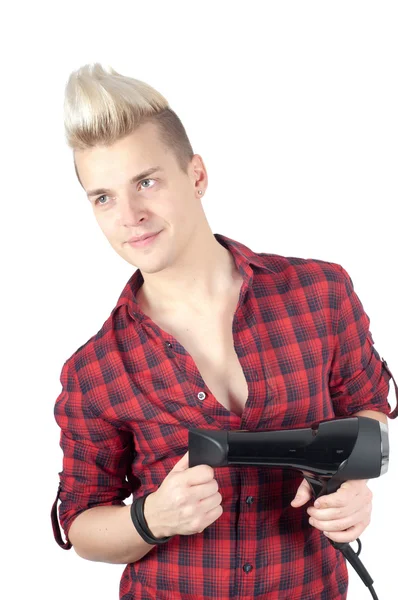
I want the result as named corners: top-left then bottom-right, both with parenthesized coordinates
top-left (246, 496), bottom-right (255, 504)
top-left (197, 391), bottom-right (206, 401)
top-left (166, 341), bottom-right (172, 348)
top-left (243, 563), bottom-right (253, 573)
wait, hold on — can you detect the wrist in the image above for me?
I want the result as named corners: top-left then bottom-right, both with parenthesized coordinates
top-left (143, 492), bottom-right (167, 539)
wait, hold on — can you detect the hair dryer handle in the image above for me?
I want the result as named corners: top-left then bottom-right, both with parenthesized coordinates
top-left (304, 474), bottom-right (342, 500)
top-left (305, 473), bottom-right (375, 585)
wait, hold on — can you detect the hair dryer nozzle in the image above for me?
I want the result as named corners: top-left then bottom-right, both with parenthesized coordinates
top-left (380, 421), bottom-right (389, 475)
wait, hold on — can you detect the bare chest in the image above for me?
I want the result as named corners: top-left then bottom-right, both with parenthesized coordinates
top-left (167, 318), bottom-right (249, 417)
top-left (143, 301), bottom-right (249, 417)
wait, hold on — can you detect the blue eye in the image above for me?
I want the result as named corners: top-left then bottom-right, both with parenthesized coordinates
top-left (94, 179), bottom-right (154, 205)
top-left (139, 178), bottom-right (155, 189)
top-left (95, 195), bottom-right (108, 205)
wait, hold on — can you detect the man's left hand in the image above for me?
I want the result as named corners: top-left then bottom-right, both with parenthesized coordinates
top-left (291, 478), bottom-right (373, 543)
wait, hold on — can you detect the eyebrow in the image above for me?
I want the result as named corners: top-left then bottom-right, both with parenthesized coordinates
top-left (86, 166), bottom-right (163, 197)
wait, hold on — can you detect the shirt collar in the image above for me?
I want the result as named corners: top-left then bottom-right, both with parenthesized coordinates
top-left (114, 233), bottom-right (276, 322)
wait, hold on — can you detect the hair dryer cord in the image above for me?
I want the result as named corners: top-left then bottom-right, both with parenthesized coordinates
top-left (329, 537), bottom-right (379, 599)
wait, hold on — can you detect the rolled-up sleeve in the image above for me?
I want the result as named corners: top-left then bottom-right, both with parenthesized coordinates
top-left (53, 359), bottom-right (134, 546)
top-left (329, 264), bottom-right (397, 419)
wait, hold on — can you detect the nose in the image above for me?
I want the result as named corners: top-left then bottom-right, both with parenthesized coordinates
top-left (117, 196), bottom-right (149, 227)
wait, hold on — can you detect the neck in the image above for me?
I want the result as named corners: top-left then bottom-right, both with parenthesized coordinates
top-left (137, 229), bottom-right (241, 314)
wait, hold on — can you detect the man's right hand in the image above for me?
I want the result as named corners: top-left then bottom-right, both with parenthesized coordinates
top-left (144, 451), bottom-right (223, 538)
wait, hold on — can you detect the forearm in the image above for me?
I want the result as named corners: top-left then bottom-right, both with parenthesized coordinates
top-left (68, 492), bottom-right (164, 564)
top-left (352, 410), bottom-right (388, 425)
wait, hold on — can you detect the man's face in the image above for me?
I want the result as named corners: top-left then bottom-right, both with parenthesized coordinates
top-left (74, 121), bottom-right (206, 274)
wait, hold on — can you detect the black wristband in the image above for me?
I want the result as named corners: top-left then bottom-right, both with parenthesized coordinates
top-left (130, 493), bottom-right (173, 545)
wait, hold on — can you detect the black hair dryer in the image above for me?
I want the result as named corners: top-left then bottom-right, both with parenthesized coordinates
top-left (188, 416), bottom-right (389, 600)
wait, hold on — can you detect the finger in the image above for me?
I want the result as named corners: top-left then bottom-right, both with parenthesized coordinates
top-left (340, 479), bottom-right (368, 494)
top-left (309, 491), bottom-right (372, 521)
top-left (309, 505), bottom-right (364, 522)
top-left (314, 490), bottom-right (350, 510)
top-left (291, 493), bottom-right (312, 507)
top-left (291, 478), bottom-right (313, 506)
top-left (170, 451), bottom-right (189, 472)
top-left (315, 482), bottom-right (367, 510)
top-left (309, 506), bottom-right (368, 531)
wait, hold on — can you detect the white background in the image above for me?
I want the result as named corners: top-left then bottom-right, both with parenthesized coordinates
top-left (2, 1), bottom-right (397, 599)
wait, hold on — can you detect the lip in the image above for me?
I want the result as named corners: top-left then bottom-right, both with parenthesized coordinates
top-left (127, 231), bottom-right (161, 247)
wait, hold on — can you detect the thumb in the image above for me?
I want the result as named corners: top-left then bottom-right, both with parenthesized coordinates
top-left (170, 450), bottom-right (190, 472)
top-left (291, 478), bottom-right (313, 507)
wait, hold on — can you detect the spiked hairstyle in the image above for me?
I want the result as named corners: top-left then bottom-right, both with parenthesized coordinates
top-left (64, 63), bottom-right (195, 182)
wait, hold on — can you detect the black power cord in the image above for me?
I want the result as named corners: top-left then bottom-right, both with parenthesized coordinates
top-left (329, 537), bottom-right (379, 599)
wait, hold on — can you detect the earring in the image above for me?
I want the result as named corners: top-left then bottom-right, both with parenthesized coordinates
top-left (198, 190), bottom-right (203, 195)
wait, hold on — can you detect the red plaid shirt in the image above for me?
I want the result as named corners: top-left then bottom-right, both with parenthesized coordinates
top-left (51, 233), bottom-right (397, 600)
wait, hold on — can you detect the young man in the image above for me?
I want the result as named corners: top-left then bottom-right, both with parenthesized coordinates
top-left (51, 63), bottom-right (397, 600)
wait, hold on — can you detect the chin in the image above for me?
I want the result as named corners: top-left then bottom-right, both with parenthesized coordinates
top-left (139, 257), bottom-right (170, 275)
top-left (118, 248), bottom-right (165, 273)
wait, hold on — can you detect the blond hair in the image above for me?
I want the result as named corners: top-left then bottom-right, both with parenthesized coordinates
top-left (64, 63), bottom-right (194, 176)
